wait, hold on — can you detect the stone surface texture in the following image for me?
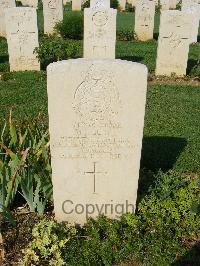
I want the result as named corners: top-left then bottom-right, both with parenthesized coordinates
top-left (47, 58), bottom-right (148, 224)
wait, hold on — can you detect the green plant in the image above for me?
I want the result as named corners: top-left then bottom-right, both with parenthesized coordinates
top-left (111, 0), bottom-right (119, 9)
top-left (37, 0), bottom-right (43, 10)
top-left (125, 2), bottom-right (134, 12)
top-left (21, 219), bottom-right (77, 266)
top-left (117, 29), bottom-right (134, 41)
top-left (0, 114), bottom-right (27, 210)
top-left (16, 1), bottom-right (23, 7)
top-left (0, 113), bottom-right (52, 214)
top-left (82, 0), bottom-right (90, 9)
top-left (21, 171), bottom-right (200, 265)
top-left (55, 12), bottom-right (84, 40)
top-left (1, 72), bottom-right (14, 81)
top-left (34, 36), bottom-right (81, 69)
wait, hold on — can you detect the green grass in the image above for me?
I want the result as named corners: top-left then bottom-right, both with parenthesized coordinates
top-left (143, 84), bottom-right (200, 172)
top-left (0, 71), bottom-right (199, 173)
top-left (0, 37), bottom-right (9, 72)
top-left (117, 11), bottom-right (160, 35)
top-left (1, 37), bottom-right (199, 75)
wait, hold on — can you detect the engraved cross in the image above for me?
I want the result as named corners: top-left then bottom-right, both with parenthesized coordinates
top-left (162, 32), bottom-right (189, 48)
top-left (11, 22), bottom-right (35, 52)
top-left (84, 162), bottom-right (107, 193)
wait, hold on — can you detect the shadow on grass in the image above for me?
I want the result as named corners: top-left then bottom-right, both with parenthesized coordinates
top-left (0, 55), bottom-right (9, 64)
top-left (153, 32), bottom-right (159, 41)
top-left (172, 242), bottom-right (200, 266)
top-left (141, 136), bottom-right (187, 172)
top-left (118, 55), bottom-right (144, 62)
top-left (187, 58), bottom-right (199, 75)
top-left (137, 136), bottom-right (187, 201)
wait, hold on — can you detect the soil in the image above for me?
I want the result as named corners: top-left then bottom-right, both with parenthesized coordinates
top-left (0, 208), bottom-right (53, 266)
top-left (148, 74), bottom-right (200, 86)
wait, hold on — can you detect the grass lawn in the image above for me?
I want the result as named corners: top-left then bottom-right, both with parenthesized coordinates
top-left (0, 71), bottom-right (199, 173)
top-left (0, 39), bottom-right (199, 75)
top-left (0, 9), bottom-right (199, 74)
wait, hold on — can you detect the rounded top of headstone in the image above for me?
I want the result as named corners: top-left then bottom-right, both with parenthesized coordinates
top-left (47, 58), bottom-right (148, 76)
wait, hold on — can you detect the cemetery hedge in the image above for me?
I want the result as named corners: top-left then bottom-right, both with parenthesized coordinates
top-left (0, 7), bottom-right (200, 266)
top-left (55, 12), bottom-right (84, 40)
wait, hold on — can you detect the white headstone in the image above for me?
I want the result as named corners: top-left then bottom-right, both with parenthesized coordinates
top-left (182, 6), bottom-right (199, 42)
top-left (90, 0), bottom-right (110, 8)
top-left (160, 0), bottom-right (170, 10)
top-left (84, 7), bottom-right (117, 58)
top-left (129, 0), bottom-right (137, 6)
top-left (169, 0), bottom-right (177, 8)
top-left (20, 0), bottom-right (38, 8)
top-left (43, 0), bottom-right (63, 35)
top-left (118, 0), bottom-right (126, 10)
top-left (63, 0), bottom-right (70, 4)
top-left (135, 0), bottom-right (155, 41)
top-left (47, 58), bottom-right (148, 225)
top-left (182, 0), bottom-right (200, 17)
top-left (72, 0), bottom-right (82, 10)
top-left (0, 0), bottom-right (15, 37)
top-left (5, 7), bottom-right (40, 71)
top-left (156, 10), bottom-right (193, 76)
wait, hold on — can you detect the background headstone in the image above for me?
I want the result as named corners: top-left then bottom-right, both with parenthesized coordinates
top-left (128, 0), bottom-right (137, 6)
top-left (169, 0), bottom-right (177, 8)
top-left (156, 10), bottom-right (193, 76)
top-left (72, 0), bottom-right (82, 10)
top-left (118, 0), bottom-right (126, 10)
top-left (182, 5), bottom-right (199, 43)
top-left (160, 0), bottom-right (170, 10)
top-left (5, 7), bottom-right (40, 71)
top-left (135, 0), bottom-right (155, 41)
top-left (20, 0), bottom-right (38, 8)
top-left (84, 7), bottom-right (117, 58)
top-left (63, 0), bottom-right (70, 4)
top-left (0, 0), bottom-right (15, 37)
top-left (43, 0), bottom-right (63, 35)
top-left (90, 0), bottom-right (110, 8)
top-left (182, 0), bottom-right (200, 17)
top-left (47, 58), bottom-right (148, 224)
